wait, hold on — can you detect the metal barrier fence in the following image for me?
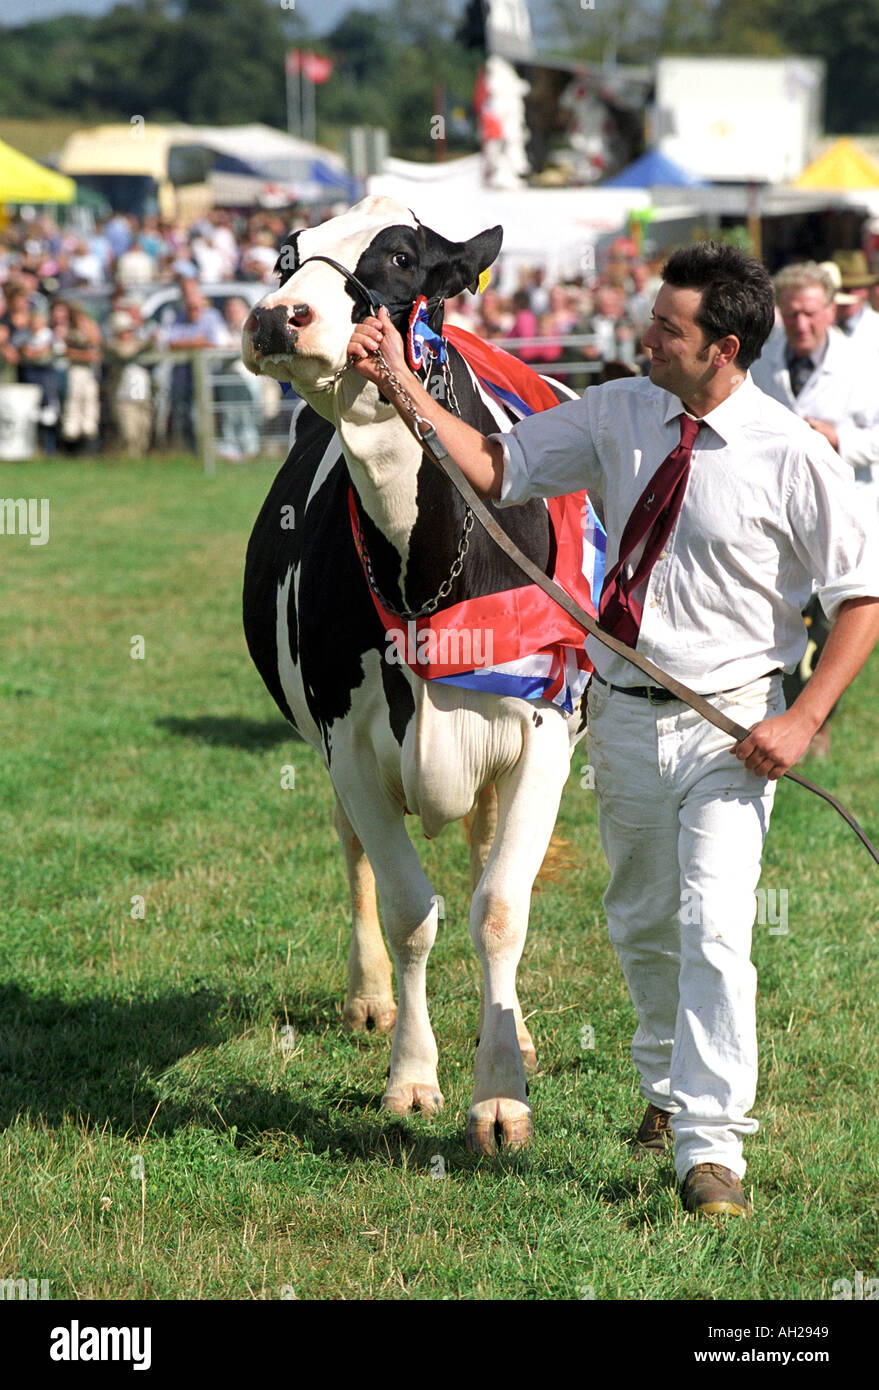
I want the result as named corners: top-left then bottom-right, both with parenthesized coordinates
top-left (137, 348), bottom-right (292, 475)
top-left (134, 334), bottom-right (605, 472)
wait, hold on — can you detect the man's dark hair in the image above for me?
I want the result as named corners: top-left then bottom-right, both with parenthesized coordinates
top-left (660, 241), bottom-right (775, 370)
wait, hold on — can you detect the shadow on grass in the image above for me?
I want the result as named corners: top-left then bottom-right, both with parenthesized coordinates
top-left (1, 981), bottom-right (654, 1183)
top-left (155, 714), bottom-right (301, 749)
top-left (0, 983), bottom-right (438, 1164)
top-left (0, 982), bottom-right (258, 1134)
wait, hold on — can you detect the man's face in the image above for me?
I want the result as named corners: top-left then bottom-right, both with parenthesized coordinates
top-left (834, 287), bottom-right (867, 327)
top-left (778, 285), bottom-right (833, 356)
top-left (224, 297), bottom-right (248, 327)
top-left (595, 287), bottom-right (619, 317)
top-left (641, 283), bottom-right (725, 400)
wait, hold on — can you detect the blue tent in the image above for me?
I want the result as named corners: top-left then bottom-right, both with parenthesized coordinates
top-left (308, 158), bottom-right (361, 201)
top-left (605, 149), bottom-right (706, 188)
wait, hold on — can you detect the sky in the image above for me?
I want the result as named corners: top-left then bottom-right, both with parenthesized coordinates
top-left (0, 0), bottom-right (470, 31)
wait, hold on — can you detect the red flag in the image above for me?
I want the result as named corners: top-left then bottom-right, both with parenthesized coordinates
top-left (444, 325), bottom-right (564, 413)
top-left (285, 50), bottom-right (301, 77)
top-left (302, 52), bottom-right (334, 84)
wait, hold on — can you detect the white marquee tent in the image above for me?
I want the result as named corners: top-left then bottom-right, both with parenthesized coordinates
top-left (367, 156), bottom-right (652, 290)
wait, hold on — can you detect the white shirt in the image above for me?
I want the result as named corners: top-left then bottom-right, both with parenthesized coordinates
top-left (750, 326), bottom-right (879, 479)
top-left (837, 304), bottom-right (879, 356)
top-left (492, 373), bottom-right (879, 692)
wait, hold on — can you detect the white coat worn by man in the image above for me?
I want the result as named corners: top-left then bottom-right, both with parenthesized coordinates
top-left (348, 241), bottom-right (879, 1218)
top-left (751, 261), bottom-right (879, 508)
top-left (751, 260), bottom-right (879, 753)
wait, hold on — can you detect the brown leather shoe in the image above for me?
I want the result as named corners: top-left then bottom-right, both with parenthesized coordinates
top-left (630, 1103), bottom-right (675, 1159)
top-left (681, 1163), bottom-right (750, 1217)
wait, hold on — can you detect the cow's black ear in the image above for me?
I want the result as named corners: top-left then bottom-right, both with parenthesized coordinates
top-left (442, 226), bottom-right (504, 299)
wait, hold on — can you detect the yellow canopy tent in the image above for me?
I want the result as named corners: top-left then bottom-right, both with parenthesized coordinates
top-left (794, 137), bottom-right (879, 190)
top-left (0, 136), bottom-right (76, 203)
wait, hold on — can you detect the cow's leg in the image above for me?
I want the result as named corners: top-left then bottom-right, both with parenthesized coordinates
top-left (333, 795), bottom-right (397, 1034)
top-left (467, 732), bottom-right (568, 1153)
top-left (469, 784), bottom-right (538, 1073)
top-left (335, 783), bottom-right (443, 1116)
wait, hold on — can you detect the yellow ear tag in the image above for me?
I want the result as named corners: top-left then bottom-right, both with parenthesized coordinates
top-left (478, 268), bottom-right (491, 294)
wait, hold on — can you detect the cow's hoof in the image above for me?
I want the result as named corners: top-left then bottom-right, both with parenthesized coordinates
top-left (466, 1100), bottom-right (532, 1155)
top-left (344, 998), bottom-right (397, 1034)
top-left (381, 1082), bottom-right (444, 1115)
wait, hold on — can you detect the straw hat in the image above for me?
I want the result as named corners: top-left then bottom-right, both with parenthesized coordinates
top-left (819, 260), bottom-right (858, 306)
top-left (831, 249), bottom-right (879, 289)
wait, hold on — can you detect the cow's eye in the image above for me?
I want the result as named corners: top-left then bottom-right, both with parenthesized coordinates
top-left (391, 253), bottom-right (411, 268)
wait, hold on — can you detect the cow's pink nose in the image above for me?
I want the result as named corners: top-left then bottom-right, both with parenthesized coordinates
top-left (290, 303), bottom-right (313, 328)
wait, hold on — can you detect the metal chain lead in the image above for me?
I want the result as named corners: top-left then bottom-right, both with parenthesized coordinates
top-left (351, 345), bottom-right (474, 620)
top-left (441, 353), bottom-right (462, 419)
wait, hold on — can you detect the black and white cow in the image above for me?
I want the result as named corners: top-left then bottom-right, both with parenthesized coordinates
top-left (242, 196), bottom-right (584, 1152)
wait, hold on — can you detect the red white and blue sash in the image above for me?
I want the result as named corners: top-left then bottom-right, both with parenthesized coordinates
top-left (349, 325), bottom-right (606, 714)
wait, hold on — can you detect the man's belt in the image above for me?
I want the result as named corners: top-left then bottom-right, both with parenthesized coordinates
top-left (592, 669), bottom-right (783, 705)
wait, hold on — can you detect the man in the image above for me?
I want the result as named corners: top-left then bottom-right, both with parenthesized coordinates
top-left (212, 297), bottom-right (263, 461)
top-left (104, 309), bottom-right (152, 457)
top-left (348, 242), bottom-right (879, 1218)
top-left (750, 261), bottom-right (879, 496)
top-left (578, 284), bottom-right (637, 367)
top-left (751, 260), bottom-right (879, 751)
top-left (829, 250), bottom-right (879, 355)
top-left (161, 279), bottom-right (226, 449)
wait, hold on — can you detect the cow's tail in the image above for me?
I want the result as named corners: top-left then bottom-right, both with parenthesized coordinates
top-left (461, 785), bottom-right (576, 886)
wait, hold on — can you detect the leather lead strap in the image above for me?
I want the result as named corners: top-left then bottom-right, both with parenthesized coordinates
top-left (414, 420), bottom-right (879, 867)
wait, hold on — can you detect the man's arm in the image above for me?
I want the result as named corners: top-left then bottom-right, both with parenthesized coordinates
top-left (347, 307), bottom-right (505, 499)
top-left (806, 358), bottom-right (879, 466)
top-left (734, 596), bottom-right (879, 778)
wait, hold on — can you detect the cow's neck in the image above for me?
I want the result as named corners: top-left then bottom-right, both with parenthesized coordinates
top-left (321, 371), bottom-right (469, 613)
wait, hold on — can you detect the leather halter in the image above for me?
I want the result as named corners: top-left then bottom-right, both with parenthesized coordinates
top-left (295, 254), bottom-right (443, 324)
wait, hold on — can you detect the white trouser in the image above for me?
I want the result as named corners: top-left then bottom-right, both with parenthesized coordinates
top-left (586, 671), bottom-right (785, 1181)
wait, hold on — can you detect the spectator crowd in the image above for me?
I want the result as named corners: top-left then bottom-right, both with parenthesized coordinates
top-left (3, 206), bottom-right (879, 471)
top-left (0, 207), bottom-right (305, 457)
top-left (0, 206), bottom-right (670, 458)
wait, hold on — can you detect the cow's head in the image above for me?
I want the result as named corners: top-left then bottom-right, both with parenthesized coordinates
top-left (241, 196), bottom-right (502, 396)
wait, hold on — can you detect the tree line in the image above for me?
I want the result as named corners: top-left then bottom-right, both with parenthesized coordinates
top-left (0, 0), bottom-right (875, 156)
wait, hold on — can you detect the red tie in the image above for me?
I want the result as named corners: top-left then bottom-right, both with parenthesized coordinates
top-left (599, 413), bottom-right (700, 645)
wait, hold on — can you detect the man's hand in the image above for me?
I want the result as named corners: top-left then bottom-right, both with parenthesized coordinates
top-left (346, 304), bottom-right (505, 500)
top-left (347, 306), bottom-right (409, 387)
top-left (732, 707), bottom-right (820, 780)
top-left (805, 417), bottom-right (839, 451)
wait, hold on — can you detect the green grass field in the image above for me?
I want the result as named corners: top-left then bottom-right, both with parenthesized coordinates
top-left (1, 454), bottom-right (877, 1301)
